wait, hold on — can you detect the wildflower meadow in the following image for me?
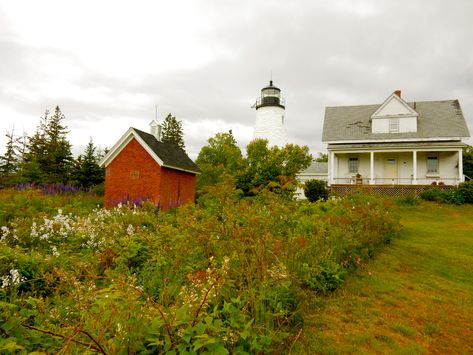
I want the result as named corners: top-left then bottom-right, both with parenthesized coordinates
top-left (0, 185), bottom-right (400, 353)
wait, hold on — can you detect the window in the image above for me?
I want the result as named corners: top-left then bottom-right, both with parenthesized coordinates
top-left (348, 157), bottom-right (359, 174)
top-left (389, 118), bottom-right (399, 133)
top-left (427, 156), bottom-right (438, 174)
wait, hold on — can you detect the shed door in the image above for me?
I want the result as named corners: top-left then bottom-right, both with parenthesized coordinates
top-left (385, 158), bottom-right (398, 183)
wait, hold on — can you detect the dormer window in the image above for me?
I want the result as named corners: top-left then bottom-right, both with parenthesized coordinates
top-left (371, 91), bottom-right (418, 134)
top-left (389, 118), bottom-right (399, 133)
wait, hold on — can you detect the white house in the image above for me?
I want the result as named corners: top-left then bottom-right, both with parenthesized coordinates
top-left (322, 91), bottom-right (471, 186)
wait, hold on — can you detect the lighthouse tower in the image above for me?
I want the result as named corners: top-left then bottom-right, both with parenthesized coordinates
top-left (253, 80), bottom-right (288, 147)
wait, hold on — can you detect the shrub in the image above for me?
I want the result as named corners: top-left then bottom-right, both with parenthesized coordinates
top-left (420, 188), bottom-right (450, 203)
top-left (457, 180), bottom-right (473, 203)
top-left (303, 179), bottom-right (328, 202)
top-left (420, 185), bottom-right (470, 205)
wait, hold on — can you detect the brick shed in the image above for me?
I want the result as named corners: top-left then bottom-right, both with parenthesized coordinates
top-left (100, 122), bottom-right (200, 210)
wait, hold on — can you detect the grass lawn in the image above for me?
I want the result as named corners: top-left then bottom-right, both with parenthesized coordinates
top-left (292, 201), bottom-right (473, 354)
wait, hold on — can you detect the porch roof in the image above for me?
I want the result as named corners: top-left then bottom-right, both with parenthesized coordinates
top-left (323, 99), bottom-right (470, 142)
top-left (327, 141), bottom-right (468, 151)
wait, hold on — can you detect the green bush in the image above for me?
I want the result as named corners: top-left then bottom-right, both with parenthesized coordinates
top-left (420, 188), bottom-right (447, 202)
top-left (457, 180), bottom-right (473, 203)
top-left (420, 185), bottom-right (471, 205)
top-left (303, 179), bottom-right (328, 202)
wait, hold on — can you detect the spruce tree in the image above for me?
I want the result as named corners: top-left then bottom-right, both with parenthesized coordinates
top-left (73, 139), bottom-right (105, 188)
top-left (45, 106), bottom-right (73, 183)
top-left (161, 113), bottom-right (185, 151)
top-left (22, 107), bottom-right (73, 184)
top-left (0, 128), bottom-right (20, 186)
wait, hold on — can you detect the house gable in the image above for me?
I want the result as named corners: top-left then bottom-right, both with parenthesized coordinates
top-left (100, 128), bottom-right (165, 168)
top-left (371, 92), bottom-right (418, 134)
top-left (100, 128), bottom-right (200, 174)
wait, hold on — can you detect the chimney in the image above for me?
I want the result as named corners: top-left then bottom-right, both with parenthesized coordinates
top-left (149, 120), bottom-right (162, 141)
top-left (394, 90), bottom-right (401, 97)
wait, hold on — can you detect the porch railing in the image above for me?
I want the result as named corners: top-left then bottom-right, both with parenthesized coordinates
top-left (332, 177), bottom-right (460, 186)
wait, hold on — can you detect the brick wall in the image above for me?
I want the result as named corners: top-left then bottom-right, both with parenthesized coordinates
top-left (104, 137), bottom-right (196, 210)
top-left (160, 167), bottom-right (196, 209)
top-left (104, 138), bottom-right (161, 207)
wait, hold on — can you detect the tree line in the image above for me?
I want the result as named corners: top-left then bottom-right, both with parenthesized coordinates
top-left (0, 107), bottom-right (105, 189)
top-left (0, 109), bottom-right (188, 190)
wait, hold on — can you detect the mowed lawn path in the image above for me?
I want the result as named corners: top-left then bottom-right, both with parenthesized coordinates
top-left (293, 202), bottom-right (473, 354)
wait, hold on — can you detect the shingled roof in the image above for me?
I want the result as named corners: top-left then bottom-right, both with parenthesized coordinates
top-left (100, 127), bottom-right (200, 174)
top-left (133, 128), bottom-right (200, 173)
top-left (322, 99), bottom-right (470, 142)
top-left (299, 161), bottom-right (328, 175)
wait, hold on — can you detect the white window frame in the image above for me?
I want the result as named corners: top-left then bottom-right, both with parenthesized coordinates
top-left (389, 118), bottom-right (400, 133)
top-left (426, 155), bottom-right (439, 175)
top-left (348, 157), bottom-right (359, 174)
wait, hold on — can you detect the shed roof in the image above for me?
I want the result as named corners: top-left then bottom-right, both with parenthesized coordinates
top-left (322, 99), bottom-right (470, 142)
top-left (100, 127), bottom-right (200, 174)
top-left (133, 129), bottom-right (200, 173)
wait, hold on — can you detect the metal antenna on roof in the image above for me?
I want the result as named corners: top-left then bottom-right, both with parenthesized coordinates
top-left (155, 104), bottom-right (158, 122)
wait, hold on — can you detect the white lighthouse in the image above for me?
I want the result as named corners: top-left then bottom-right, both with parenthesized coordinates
top-left (253, 80), bottom-right (288, 147)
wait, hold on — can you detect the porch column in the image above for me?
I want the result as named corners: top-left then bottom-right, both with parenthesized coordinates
top-left (412, 150), bottom-right (417, 185)
top-left (329, 151), bottom-right (335, 185)
top-left (458, 149), bottom-right (463, 183)
top-left (370, 151), bottom-right (375, 184)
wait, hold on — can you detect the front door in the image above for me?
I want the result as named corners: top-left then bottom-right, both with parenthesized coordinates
top-left (385, 158), bottom-right (398, 184)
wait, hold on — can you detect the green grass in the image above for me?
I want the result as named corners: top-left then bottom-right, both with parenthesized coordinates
top-left (292, 201), bottom-right (473, 354)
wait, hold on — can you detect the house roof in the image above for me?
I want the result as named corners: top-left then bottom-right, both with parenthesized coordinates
top-left (100, 127), bottom-right (200, 174)
top-left (299, 161), bottom-right (328, 175)
top-left (322, 99), bottom-right (471, 142)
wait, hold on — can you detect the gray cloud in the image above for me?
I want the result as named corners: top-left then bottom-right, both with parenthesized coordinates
top-left (1, 0), bottom-right (472, 159)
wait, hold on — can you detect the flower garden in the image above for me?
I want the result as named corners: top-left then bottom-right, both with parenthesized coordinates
top-left (0, 185), bottom-right (400, 353)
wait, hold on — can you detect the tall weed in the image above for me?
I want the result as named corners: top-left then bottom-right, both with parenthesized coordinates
top-left (0, 186), bottom-right (400, 353)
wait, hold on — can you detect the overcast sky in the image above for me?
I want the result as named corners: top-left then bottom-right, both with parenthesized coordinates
top-left (1, 0), bottom-right (472, 160)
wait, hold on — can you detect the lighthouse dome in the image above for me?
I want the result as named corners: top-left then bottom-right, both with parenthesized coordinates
top-left (255, 80), bottom-right (285, 109)
top-left (253, 80), bottom-right (288, 147)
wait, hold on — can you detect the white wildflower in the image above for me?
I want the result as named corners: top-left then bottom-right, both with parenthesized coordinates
top-left (126, 224), bottom-right (135, 236)
top-left (1, 269), bottom-right (26, 288)
top-left (52, 246), bottom-right (60, 257)
top-left (1, 275), bottom-right (9, 288)
top-left (0, 226), bottom-right (9, 242)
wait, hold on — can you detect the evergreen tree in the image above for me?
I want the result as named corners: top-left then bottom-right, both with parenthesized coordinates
top-left (161, 113), bottom-right (185, 150)
top-left (73, 139), bottom-right (105, 188)
top-left (22, 107), bottom-right (73, 184)
top-left (0, 128), bottom-right (21, 186)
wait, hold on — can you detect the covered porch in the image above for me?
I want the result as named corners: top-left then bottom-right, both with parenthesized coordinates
top-left (328, 142), bottom-right (466, 186)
